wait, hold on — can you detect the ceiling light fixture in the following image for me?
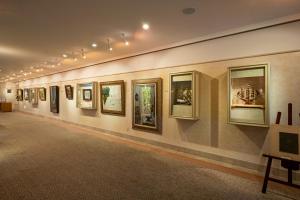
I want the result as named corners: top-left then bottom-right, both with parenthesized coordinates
top-left (92, 43), bottom-right (98, 48)
top-left (142, 23), bottom-right (150, 30)
top-left (121, 33), bottom-right (129, 46)
top-left (107, 39), bottom-right (113, 51)
top-left (62, 54), bottom-right (68, 58)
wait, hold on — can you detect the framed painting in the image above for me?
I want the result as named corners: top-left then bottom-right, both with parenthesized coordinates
top-left (24, 89), bottom-right (30, 101)
top-left (169, 71), bottom-right (200, 120)
top-left (30, 88), bottom-right (38, 105)
top-left (39, 88), bottom-right (46, 101)
top-left (50, 86), bottom-right (59, 113)
top-left (228, 64), bottom-right (269, 127)
top-left (100, 80), bottom-right (125, 116)
top-left (132, 78), bottom-right (162, 133)
top-left (76, 82), bottom-right (97, 109)
top-left (65, 85), bottom-right (73, 100)
top-left (16, 89), bottom-right (23, 101)
top-left (83, 89), bottom-right (92, 101)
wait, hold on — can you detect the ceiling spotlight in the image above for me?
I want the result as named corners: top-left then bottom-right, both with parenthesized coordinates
top-left (57, 63), bottom-right (61, 66)
top-left (107, 39), bottom-right (113, 51)
top-left (62, 54), bottom-right (68, 58)
top-left (24, 73), bottom-right (27, 76)
top-left (142, 23), bottom-right (150, 30)
top-left (91, 43), bottom-right (98, 48)
top-left (36, 69), bottom-right (40, 72)
top-left (20, 70), bottom-right (23, 73)
top-left (121, 33), bottom-right (130, 46)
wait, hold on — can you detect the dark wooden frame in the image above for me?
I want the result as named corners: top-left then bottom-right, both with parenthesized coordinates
top-left (24, 89), bottom-right (30, 101)
top-left (132, 78), bottom-right (162, 134)
top-left (82, 89), bottom-right (92, 101)
top-left (39, 88), bottom-right (46, 101)
top-left (16, 89), bottom-right (23, 101)
top-left (65, 85), bottom-right (73, 100)
top-left (30, 88), bottom-right (38, 105)
top-left (100, 80), bottom-right (125, 116)
top-left (50, 86), bottom-right (59, 113)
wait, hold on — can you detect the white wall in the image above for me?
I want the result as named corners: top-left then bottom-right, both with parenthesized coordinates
top-left (8, 21), bottom-right (300, 174)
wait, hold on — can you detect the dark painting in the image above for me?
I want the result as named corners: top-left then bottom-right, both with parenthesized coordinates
top-left (50, 86), bottom-right (59, 113)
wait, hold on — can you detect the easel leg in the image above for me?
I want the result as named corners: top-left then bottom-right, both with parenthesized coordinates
top-left (262, 157), bottom-right (272, 193)
top-left (288, 168), bottom-right (293, 184)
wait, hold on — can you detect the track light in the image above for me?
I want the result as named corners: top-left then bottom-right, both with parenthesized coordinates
top-left (91, 43), bottom-right (98, 48)
top-left (142, 23), bottom-right (150, 30)
top-left (107, 39), bottom-right (113, 51)
top-left (121, 33), bottom-right (129, 46)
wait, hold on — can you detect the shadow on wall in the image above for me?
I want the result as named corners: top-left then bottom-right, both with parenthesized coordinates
top-left (81, 109), bottom-right (98, 117)
top-left (176, 73), bottom-right (219, 147)
top-left (237, 125), bottom-right (269, 153)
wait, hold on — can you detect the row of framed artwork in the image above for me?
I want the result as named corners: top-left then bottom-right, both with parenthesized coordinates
top-left (16, 64), bottom-right (270, 134)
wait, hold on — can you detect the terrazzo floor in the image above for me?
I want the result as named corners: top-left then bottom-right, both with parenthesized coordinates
top-left (0, 112), bottom-right (299, 200)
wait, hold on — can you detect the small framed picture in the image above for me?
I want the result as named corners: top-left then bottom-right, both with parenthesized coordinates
top-left (39, 88), bottom-right (46, 101)
top-left (83, 89), bottom-right (92, 101)
top-left (65, 85), bottom-right (73, 100)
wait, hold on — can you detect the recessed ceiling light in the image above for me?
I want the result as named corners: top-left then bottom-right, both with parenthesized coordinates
top-left (182, 8), bottom-right (196, 15)
top-left (91, 43), bottom-right (98, 48)
top-left (125, 41), bottom-right (129, 46)
top-left (62, 54), bottom-right (68, 58)
top-left (142, 23), bottom-right (150, 30)
top-left (109, 47), bottom-right (113, 51)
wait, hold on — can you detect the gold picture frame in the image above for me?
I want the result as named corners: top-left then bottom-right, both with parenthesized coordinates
top-left (169, 71), bottom-right (200, 120)
top-left (228, 64), bottom-right (269, 127)
top-left (100, 80), bottom-right (125, 116)
top-left (132, 78), bottom-right (162, 134)
top-left (39, 88), bottom-right (46, 101)
top-left (76, 82), bottom-right (97, 109)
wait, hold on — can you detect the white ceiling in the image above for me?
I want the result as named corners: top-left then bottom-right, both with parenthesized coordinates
top-left (1, 0), bottom-right (300, 82)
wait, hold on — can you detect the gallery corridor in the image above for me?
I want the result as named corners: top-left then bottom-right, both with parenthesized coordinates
top-left (0, 112), bottom-right (298, 200)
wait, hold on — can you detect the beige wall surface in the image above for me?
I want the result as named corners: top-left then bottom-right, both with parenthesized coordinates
top-left (14, 51), bottom-right (300, 170)
top-left (5, 21), bottom-right (300, 173)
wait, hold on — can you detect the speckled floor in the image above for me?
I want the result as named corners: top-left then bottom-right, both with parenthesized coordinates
top-left (0, 112), bottom-right (299, 200)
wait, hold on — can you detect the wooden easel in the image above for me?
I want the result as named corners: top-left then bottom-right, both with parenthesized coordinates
top-left (262, 103), bottom-right (300, 193)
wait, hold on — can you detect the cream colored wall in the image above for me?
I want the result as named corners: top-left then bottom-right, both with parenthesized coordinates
top-left (0, 82), bottom-right (17, 109)
top-left (9, 21), bottom-right (300, 173)
top-left (15, 51), bottom-right (300, 168)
